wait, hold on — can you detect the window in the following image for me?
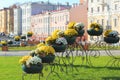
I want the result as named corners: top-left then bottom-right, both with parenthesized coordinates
top-left (91, 7), bottom-right (93, 13)
top-left (115, 4), bottom-right (117, 10)
top-left (102, 6), bottom-right (104, 12)
top-left (114, 18), bottom-right (117, 27)
top-left (101, 19), bottom-right (104, 25)
top-left (91, 0), bottom-right (93, 3)
top-left (97, 7), bottom-right (100, 12)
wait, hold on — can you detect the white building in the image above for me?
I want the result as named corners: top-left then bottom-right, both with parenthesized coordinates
top-left (88, 0), bottom-right (120, 30)
top-left (31, 9), bottom-right (70, 41)
top-left (20, 1), bottom-right (71, 34)
top-left (14, 7), bottom-right (22, 35)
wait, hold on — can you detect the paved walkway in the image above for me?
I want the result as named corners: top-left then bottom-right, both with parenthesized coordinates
top-left (0, 50), bottom-right (120, 56)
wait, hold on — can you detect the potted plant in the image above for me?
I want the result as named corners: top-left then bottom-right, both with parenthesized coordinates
top-left (21, 35), bottom-right (26, 39)
top-left (104, 30), bottom-right (119, 43)
top-left (52, 31), bottom-right (67, 52)
top-left (27, 31), bottom-right (33, 37)
top-left (87, 22), bottom-right (103, 36)
top-left (14, 36), bottom-right (20, 41)
top-left (64, 29), bottom-right (78, 45)
top-left (74, 23), bottom-right (85, 36)
top-left (0, 40), bottom-right (8, 51)
top-left (35, 45), bottom-right (55, 63)
top-left (19, 56), bottom-right (43, 73)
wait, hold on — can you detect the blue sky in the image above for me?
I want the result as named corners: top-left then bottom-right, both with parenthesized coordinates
top-left (0, 0), bottom-right (80, 9)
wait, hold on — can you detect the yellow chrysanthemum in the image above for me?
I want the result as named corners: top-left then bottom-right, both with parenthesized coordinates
top-left (45, 36), bottom-right (54, 44)
top-left (27, 31), bottom-right (33, 37)
top-left (37, 42), bottom-right (45, 48)
top-left (51, 30), bottom-right (60, 40)
top-left (94, 28), bottom-right (99, 31)
top-left (37, 45), bottom-right (55, 55)
top-left (19, 56), bottom-right (32, 64)
top-left (104, 30), bottom-right (112, 37)
top-left (64, 29), bottom-right (78, 37)
top-left (67, 22), bottom-right (76, 29)
top-left (0, 40), bottom-right (7, 45)
top-left (27, 31), bottom-right (33, 35)
top-left (14, 36), bottom-right (20, 41)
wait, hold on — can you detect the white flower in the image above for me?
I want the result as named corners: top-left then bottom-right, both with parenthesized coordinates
top-left (109, 31), bottom-right (119, 37)
top-left (26, 56), bottom-right (42, 65)
top-left (55, 37), bottom-right (68, 45)
top-left (74, 23), bottom-right (84, 30)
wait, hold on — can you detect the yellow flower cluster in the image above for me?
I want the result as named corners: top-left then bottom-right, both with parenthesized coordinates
top-left (27, 31), bottom-right (33, 35)
top-left (19, 56), bottom-right (32, 64)
top-left (67, 22), bottom-right (76, 29)
top-left (0, 40), bottom-right (7, 45)
top-left (104, 30), bottom-right (112, 37)
top-left (90, 22), bottom-right (102, 31)
top-left (14, 36), bottom-right (20, 41)
top-left (37, 42), bottom-right (45, 48)
top-left (64, 29), bottom-right (78, 37)
top-left (45, 36), bottom-right (54, 44)
top-left (57, 31), bottom-right (64, 37)
top-left (36, 45), bottom-right (55, 55)
top-left (51, 30), bottom-right (60, 40)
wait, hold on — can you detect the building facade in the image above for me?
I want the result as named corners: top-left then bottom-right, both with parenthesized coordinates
top-left (0, 8), bottom-right (8, 33)
top-left (70, 0), bottom-right (88, 39)
top-left (7, 5), bottom-right (16, 34)
top-left (20, 1), bottom-right (71, 35)
top-left (14, 7), bottom-right (22, 35)
top-left (31, 9), bottom-right (70, 41)
top-left (88, 0), bottom-right (120, 33)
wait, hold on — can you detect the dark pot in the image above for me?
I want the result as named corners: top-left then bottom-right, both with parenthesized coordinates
top-left (21, 36), bottom-right (26, 39)
top-left (87, 29), bottom-right (103, 36)
top-left (27, 34), bottom-right (32, 37)
top-left (65, 36), bottom-right (76, 45)
top-left (40, 54), bottom-right (55, 63)
top-left (22, 64), bottom-right (43, 74)
top-left (77, 29), bottom-right (84, 36)
top-left (52, 44), bottom-right (67, 52)
top-left (104, 37), bottom-right (119, 43)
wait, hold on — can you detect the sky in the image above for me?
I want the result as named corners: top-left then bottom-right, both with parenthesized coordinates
top-left (0, 0), bottom-right (80, 9)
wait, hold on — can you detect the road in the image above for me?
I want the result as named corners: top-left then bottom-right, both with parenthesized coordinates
top-left (0, 50), bottom-right (120, 56)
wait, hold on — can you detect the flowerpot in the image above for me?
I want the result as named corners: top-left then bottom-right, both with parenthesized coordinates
top-left (40, 54), bottom-right (55, 63)
top-left (77, 29), bottom-right (84, 36)
top-left (27, 34), bottom-right (32, 37)
top-left (104, 37), bottom-right (119, 43)
top-left (2, 46), bottom-right (8, 51)
top-left (15, 39), bottom-right (20, 41)
top-left (87, 29), bottom-right (103, 36)
top-left (52, 44), bottom-right (67, 52)
top-left (65, 36), bottom-right (76, 45)
top-left (21, 36), bottom-right (26, 39)
top-left (22, 64), bottom-right (43, 74)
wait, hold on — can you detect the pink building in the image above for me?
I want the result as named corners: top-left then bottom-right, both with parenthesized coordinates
top-left (31, 8), bottom-right (70, 41)
top-left (70, 0), bottom-right (88, 39)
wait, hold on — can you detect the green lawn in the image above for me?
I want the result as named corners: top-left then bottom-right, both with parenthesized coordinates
top-left (0, 56), bottom-right (120, 80)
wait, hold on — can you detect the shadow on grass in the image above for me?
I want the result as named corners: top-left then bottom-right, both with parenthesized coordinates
top-left (102, 77), bottom-right (120, 80)
top-left (53, 64), bottom-right (120, 70)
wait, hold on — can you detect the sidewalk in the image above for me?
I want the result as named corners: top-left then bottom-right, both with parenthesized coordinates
top-left (0, 51), bottom-right (30, 56)
top-left (0, 50), bottom-right (120, 56)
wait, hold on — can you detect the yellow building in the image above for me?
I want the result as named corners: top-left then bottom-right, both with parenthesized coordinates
top-left (0, 8), bottom-right (8, 33)
top-left (0, 5), bottom-right (15, 34)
